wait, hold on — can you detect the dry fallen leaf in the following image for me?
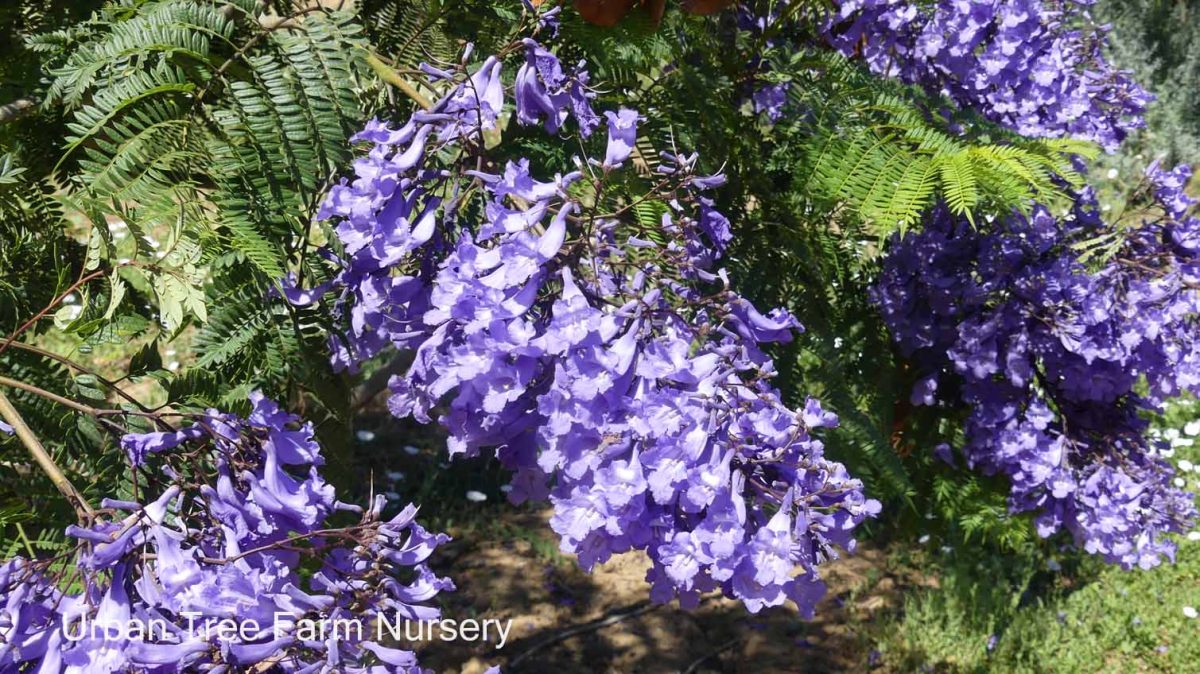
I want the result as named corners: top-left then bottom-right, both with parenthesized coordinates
top-left (572, 0), bottom-right (737, 26)
top-left (574, 0), bottom-right (639, 26)
top-left (680, 0), bottom-right (737, 14)
top-left (646, 0), bottom-right (668, 24)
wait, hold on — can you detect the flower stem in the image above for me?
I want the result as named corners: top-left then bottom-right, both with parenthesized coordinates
top-left (365, 51), bottom-right (434, 111)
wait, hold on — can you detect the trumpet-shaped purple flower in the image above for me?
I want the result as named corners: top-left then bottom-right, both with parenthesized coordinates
top-left (824, 0), bottom-right (1150, 149)
top-left (121, 427), bottom-right (205, 466)
top-left (514, 39), bottom-right (599, 137)
top-left (303, 37), bottom-right (878, 616)
top-left (602, 109), bottom-right (640, 169)
top-left (5, 393), bottom-right (453, 673)
top-left (875, 164), bottom-right (1200, 567)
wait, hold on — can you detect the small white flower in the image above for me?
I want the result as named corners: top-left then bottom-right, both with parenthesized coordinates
top-left (918, 534), bottom-right (930, 544)
top-left (355, 429), bottom-right (376, 442)
top-left (1187, 531), bottom-right (1200, 541)
top-left (1184, 606), bottom-right (1198, 619)
top-left (465, 490), bottom-right (487, 503)
top-left (403, 445), bottom-right (420, 456)
top-left (1174, 477), bottom-right (1186, 488)
top-left (1179, 460), bottom-right (1195, 472)
top-left (1172, 438), bottom-right (1194, 448)
top-left (1165, 428), bottom-right (1181, 441)
top-left (1106, 168), bottom-right (1119, 180)
top-left (1185, 420), bottom-right (1200, 437)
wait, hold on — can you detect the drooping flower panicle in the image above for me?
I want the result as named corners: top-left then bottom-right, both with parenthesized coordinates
top-left (874, 167), bottom-right (1200, 568)
top-left (310, 29), bottom-right (878, 615)
top-left (1, 393), bottom-right (452, 673)
top-left (825, 0), bottom-right (1150, 150)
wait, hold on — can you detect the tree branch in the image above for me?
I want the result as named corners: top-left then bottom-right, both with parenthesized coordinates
top-left (0, 375), bottom-right (102, 417)
top-left (2, 342), bottom-right (162, 417)
top-left (0, 390), bottom-right (94, 519)
top-left (0, 374), bottom-right (194, 433)
top-left (365, 52), bottom-right (434, 110)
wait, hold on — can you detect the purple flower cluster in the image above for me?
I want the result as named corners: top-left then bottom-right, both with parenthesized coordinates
top-left (825, 0), bottom-right (1151, 149)
top-left (737, 1), bottom-right (793, 121)
top-left (312, 33), bottom-right (878, 614)
top-left (874, 165), bottom-right (1200, 568)
top-left (0, 393), bottom-right (452, 673)
top-left (515, 38), bottom-right (599, 136)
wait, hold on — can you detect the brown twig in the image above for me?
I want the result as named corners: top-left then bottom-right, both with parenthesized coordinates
top-left (0, 375), bottom-right (104, 417)
top-left (681, 637), bottom-right (742, 674)
top-left (506, 601), bottom-right (662, 669)
top-left (0, 390), bottom-right (94, 519)
top-left (0, 375), bottom-right (199, 432)
top-left (2, 342), bottom-right (161, 417)
top-left (0, 268), bottom-right (111, 357)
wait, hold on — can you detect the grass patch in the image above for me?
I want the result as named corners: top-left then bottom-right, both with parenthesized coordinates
top-left (872, 402), bottom-right (1200, 673)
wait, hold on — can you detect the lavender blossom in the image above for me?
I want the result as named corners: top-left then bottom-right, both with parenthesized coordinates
top-left (825, 0), bottom-right (1150, 150)
top-left (3, 394), bottom-right (453, 673)
top-left (304, 38), bottom-right (879, 616)
top-left (874, 165), bottom-right (1200, 568)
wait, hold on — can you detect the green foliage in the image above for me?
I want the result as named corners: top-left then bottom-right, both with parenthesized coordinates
top-left (0, 0), bottom-right (1176, 574)
top-left (0, 0), bottom-right (422, 543)
top-left (27, 0), bottom-right (383, 418)
top-left (776, 53), bottom-right (1093, 232)
top-left (868, 399), bottom-right (1200, 673)
top-left (0, 155), bottom-right (80, 333)
top-left (0, 0), bottom-right (107, 170)
top-left (359, 0), bottom-right (458, 69)
top-left (1098, 0), bottom-right (1200, 166)
top-left (0, 346), bottom-right (129, 544)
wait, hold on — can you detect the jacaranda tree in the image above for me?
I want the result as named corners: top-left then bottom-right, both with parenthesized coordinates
top-left (0, 0), bottom-right (1196, 671)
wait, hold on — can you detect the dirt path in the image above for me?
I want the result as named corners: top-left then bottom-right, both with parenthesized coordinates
top-left (417, 508), bottom-right (931, 674)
